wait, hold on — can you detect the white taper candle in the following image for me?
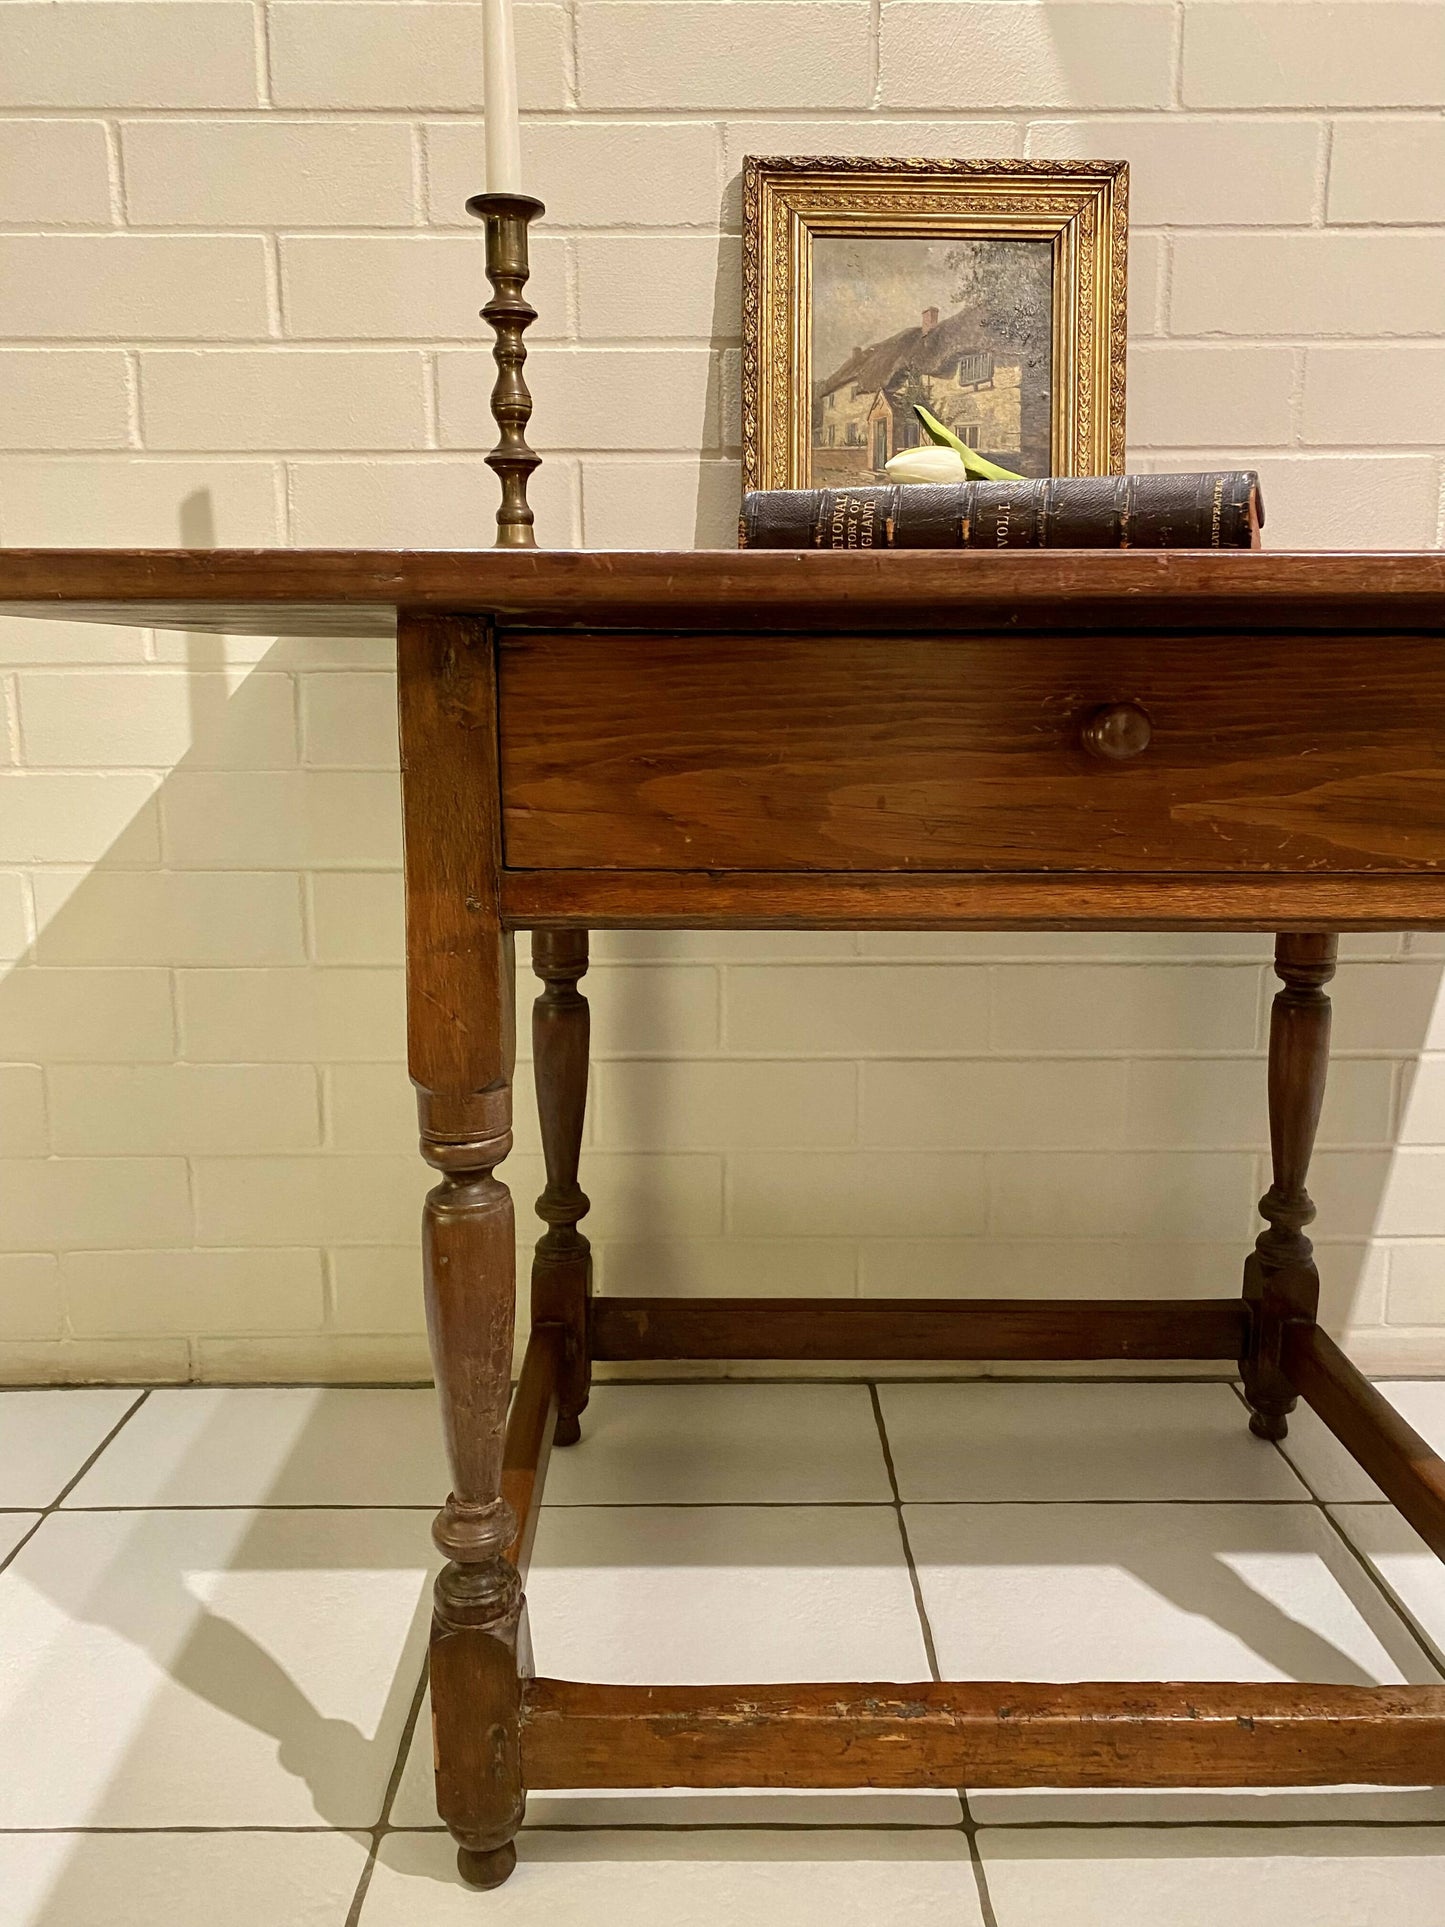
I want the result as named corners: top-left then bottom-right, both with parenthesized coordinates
top-left (482, 0), bottom-right (523, 193)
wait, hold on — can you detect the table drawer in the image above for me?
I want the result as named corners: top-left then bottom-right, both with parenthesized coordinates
top-left (498, 631), bottom-right (1445, 873)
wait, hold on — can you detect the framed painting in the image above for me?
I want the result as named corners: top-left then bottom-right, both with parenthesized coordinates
top-left (740, 157), bottom-right (1128, 492)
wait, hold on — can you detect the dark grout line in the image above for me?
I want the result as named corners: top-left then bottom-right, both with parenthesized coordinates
top-left (0, 1390), bottom-right (151, 1579)
top-left (0, 1819), bottom-right (976, 1838)
top-left (962, 1820), bottom-right (1004, 1926)
top-left (59, 1503), bottom-right (444, 1514)
top-left (0, 1824), bottom-right (349, 1837)
top-left (6, 1808), bottom-right (1445, 1840)
top-left (51, 1495), bottom-right (1332, 1514)
top-left (4, 1381), bottom-right (439, 1394)
top-left (398, 1810), bottom-right (1445, 1834)
top-left (1345, 1376), bottom-right (1445, 1385)
top-left (869, 1384), bottom-right (943, 1684)
top-left (966, 1813), bottom-right (1445, 1834)
top-left (867, 1384), bottom-right (1001, 1927)
top-left (376, 1657), bottom-right (433, 1845)
top-left (2, 1372), bottom-right (1267, 1393)
top-left (537, 1495), bottom-right (1322, 1509)
top-left (45, 1390), bottom-right (152, 1505)
top-left (479, 1820), bottom-right (965, 1837)
top-left (343, 1650), bottom-right (432, 1927)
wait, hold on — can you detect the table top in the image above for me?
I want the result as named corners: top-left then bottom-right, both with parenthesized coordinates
top-left (3, 547), bottom-right (1445, 635)
top-left (9, 544), bottom-right (1445, 930)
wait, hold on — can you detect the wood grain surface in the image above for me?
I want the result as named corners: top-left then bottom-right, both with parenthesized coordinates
top-left (6, 546), bottom-right (1445, 634)
top-left (499, 630), bottom-right (1445, 874)
top-left (501, 1324), bottom-right (559, 1583)
top-left (521, 1678), bottom-right (1445, 1789)
top-left (502, 868), bottom-right (1445, 931)
top-left (589, 1296), bottom-right (1246, 1362)
top-left (398, 613), bottom-right (526, 1876)
top-left (1242, 935), bottom-right (1336, 1440)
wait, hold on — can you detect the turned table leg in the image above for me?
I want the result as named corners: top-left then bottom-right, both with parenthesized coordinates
top-left (530, 929), bottom-right (593, 1447)
top-left (421, 1072), bottom-right (524, 1888)
top-left (399, 612), bottom-right (524, 1887)
top-left (1241, 931), bottom-right (1338, 1441)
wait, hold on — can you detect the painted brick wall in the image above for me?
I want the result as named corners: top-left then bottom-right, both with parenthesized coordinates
top-left (1, 0), bottom-right (1444, 1382)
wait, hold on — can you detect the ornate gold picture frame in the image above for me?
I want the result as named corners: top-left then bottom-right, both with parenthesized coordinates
top-left (741, 157), bottom-right (1128, 492)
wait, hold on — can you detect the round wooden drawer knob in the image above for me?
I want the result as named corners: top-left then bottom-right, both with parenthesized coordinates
top-left (1080, 701), bottom-right (1152, 762)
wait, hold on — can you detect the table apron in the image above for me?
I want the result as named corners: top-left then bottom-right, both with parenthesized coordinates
top-left (501, 868), bottom-right (1445, 931)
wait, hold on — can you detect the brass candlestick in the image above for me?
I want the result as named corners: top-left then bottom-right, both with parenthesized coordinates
top-left (466, 191), bottom-right (544, 548)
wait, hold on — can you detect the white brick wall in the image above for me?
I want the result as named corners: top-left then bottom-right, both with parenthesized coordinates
top-left (2, 0), bottom-right (1445, 1382)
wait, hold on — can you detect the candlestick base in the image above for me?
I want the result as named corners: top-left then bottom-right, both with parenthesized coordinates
top-left (466, 191), bottom-right (545, 549)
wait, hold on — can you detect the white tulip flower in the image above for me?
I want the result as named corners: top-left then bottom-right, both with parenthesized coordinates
top-left (884, 444), bottom-right (973, 485)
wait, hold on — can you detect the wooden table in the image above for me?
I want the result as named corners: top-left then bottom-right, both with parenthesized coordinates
top-left (7, 546), bottom-right (1445, 1886)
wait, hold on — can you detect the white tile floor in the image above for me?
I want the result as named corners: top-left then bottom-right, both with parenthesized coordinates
top-left (2, 1374), bottom-right (1445, 1924)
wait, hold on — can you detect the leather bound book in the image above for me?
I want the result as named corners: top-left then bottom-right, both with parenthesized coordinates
top-left (738, 472), bottom-right (1263, 551)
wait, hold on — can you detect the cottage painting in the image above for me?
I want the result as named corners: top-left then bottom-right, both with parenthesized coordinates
top-left (809, 234), bottom-right (1055, 485)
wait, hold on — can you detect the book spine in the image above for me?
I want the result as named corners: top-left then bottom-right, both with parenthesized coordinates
top-left (738, 473), bottom-right (1263, 551)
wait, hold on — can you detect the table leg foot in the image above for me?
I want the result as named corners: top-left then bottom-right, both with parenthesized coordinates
top-left (553, 1411), bottom-right (583, 1447)
top-left (1248, 1405), bottom-right (1290, 1442)
top-left (458, 1841), bottom-right (517, 1890)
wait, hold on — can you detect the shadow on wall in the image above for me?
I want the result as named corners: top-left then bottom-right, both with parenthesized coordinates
top-left (0, 486), bottom-right (424, 1377)
top-left (692, 224), bottom-right (744, 550)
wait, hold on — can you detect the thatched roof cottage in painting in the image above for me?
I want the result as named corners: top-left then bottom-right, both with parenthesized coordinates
top-left (812, 305), bottom-right (1036, 484)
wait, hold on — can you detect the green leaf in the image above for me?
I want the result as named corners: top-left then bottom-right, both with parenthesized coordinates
top-left (913, 403), bottom-right (1025, 482)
